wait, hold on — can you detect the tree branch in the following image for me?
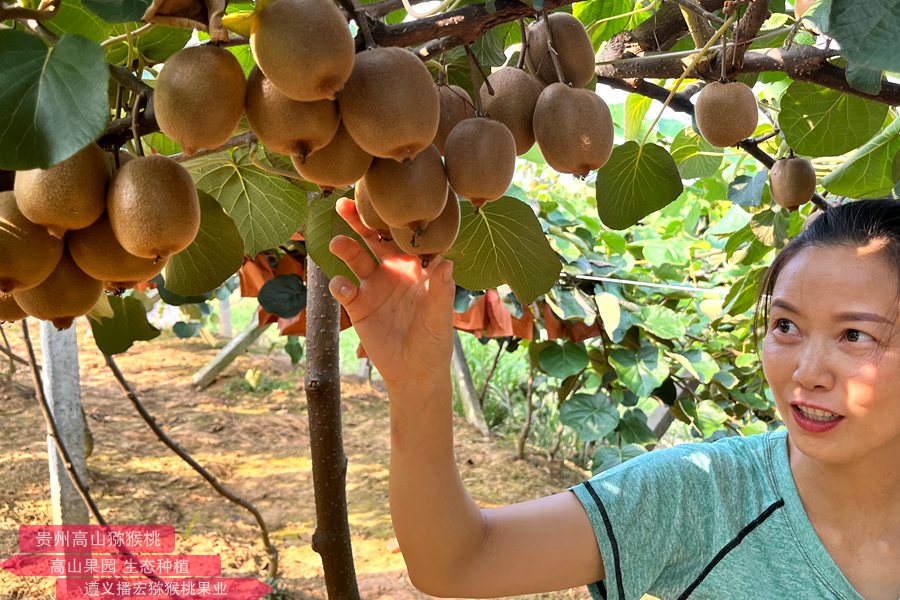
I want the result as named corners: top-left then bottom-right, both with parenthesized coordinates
top-left (0, 0), bottom-right (59, 22)
top-left (727, 0), bottom-right (770, 71)
top-left (667, 0), bottom-right (726, 25)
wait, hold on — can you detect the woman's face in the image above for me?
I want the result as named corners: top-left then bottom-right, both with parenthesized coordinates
top-left (761, 242), bottom-right (900, 466)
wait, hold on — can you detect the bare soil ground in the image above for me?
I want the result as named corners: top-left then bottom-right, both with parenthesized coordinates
top-left (0, 322), bottom-right (592, 600)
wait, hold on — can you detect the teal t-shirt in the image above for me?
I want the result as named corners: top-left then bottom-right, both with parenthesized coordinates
top-left (569, 430), bottom-right (877, 600)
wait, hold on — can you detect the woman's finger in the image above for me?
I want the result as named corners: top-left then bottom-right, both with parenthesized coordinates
top-left (335, 197), bottom-right (402, 260)
top-left (329, 235), bottom-right (379, 281)
top-left (328, 275), bottom-right (360, 312)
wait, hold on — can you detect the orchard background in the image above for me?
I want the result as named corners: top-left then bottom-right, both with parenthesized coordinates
top-left (1, 0), bottom-right (899, 597)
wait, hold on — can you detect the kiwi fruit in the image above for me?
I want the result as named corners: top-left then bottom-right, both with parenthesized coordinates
top-left (339, 47), bottom-right (441, 162)
top-left (154, 45), bottom-right (247, 156)
top-left (363, 144), bottom-right (448, 232)
top-left (532, 83), bottom-right (614, 176)
top-left (0, 191), bottom-right (64, 293)
top-left (252, 0), bottom-right (354, 102)
top-left (0, 291), bottom-right (27, 322)
top-left (525, 13), bottom-right (596, 88)
top-left (291, 124), bottom-right (373, 190)
top-left (433, 85), bottom-right (475, 155)
top-left (479, 67), bottom-right (544, 155)
top-left (14, 144), bottom-right (108, 238)
top-left (245, 66), bottom-right (340, 159)
top-left (69, 213), bottom-right (168, 289)
top-left (107, 155), bottom-right (201, 260)
top-left (13, 253), bottom-right (104, 330)
top-left (390, 188), bottom-right (460, 265)
top-left (769, 156), bottom-right (817, 209)
top-left (354, 179), bottom-right (392, 240)
top-left (694, 81), bottom-right (758, 147)
top-left (444, 118), bottom-right (516, 208)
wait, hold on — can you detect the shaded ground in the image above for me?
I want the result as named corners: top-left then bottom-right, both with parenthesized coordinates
top-left (0, 322), bottom-right (592, 600)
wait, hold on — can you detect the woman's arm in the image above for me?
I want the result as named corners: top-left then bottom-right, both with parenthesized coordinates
top-left (329, 198), bottom-right (604, 597)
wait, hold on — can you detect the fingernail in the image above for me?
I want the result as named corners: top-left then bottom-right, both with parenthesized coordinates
top-left (339, 284), bottom-right (352, 297)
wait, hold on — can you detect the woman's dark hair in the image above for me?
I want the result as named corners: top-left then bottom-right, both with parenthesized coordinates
top-left (754, 198), bottom-right (900, 344)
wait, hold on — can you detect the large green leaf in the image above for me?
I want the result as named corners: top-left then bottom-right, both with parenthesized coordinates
top-left (445, 197), bottom-right (561, 304)
top-left (595, 142), bottom-right (683, 230)
top-left (89, 296), bottom-right (161, 355)
top-left (609, 343), bottom-right (669, 397)
top-left (617, 409), bottom-right (657, 444)
top-left (670, 128), bottom-right (723, 180)
top-left (106, 24), bottom-right (192, 64)
top-left (163, 192), bottom-right (244, 296)
top-left (822, 117), bottom-right (900, 198)
top-left (189, 147), bottom-right (310, 255)
top-left (778, 82), bottom-right (888, 157)
top-left (81, 0), bottom-right (151, 22)
top-left (829, 0), bottom-right (900, 73)
top-left (538, 341), bottom-right (589, 380)
top-left (845, 62), bottom-right (883, 96)
top-left (550, 287), bottom-right (597, 322)
top-left (595, 291), bottom-right (621, 339)
top-left (560, 392), bottom-right (620, 442)
top-left (668, 349), bottom-right (719, 384)
top-left (305, 193), bottom-right (361, 283)
top-left (44, 0), bottom-right (112, 43)
top-left (637, 305), bottom-right (689, 340)
top-left (592, 443), bottom-right (646, 474)
top-left (640, 238), bottom-right (690, 268)
top-left (623, 93), bottom-right (651, 141)
top-left (575, 0), bottom-right (633, 49)
top-left (258, 274), bottom-right (306, 318)
top-left (0, 32), bottom-right (109, 170)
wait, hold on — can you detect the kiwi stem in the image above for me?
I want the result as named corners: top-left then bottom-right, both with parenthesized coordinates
top-left (438, 52), bottom-right (447, 85)
top-left (516, 18), bottom-right (528, 70)
top-left (342, 0), bottom-right (376, 49)
top-left (540, 7), bottom-right (568, 86)
top-left (719, 24), bottom-right (727, 80)
top-left (639, 11), bottom-right (737, 147)
top-left (464, 44), bottom-right (491, 112)
top-left (131, 92), bottom-right (145, 157)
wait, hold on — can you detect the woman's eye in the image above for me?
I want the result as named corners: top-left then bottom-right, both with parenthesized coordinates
top-left (774, 318), bottom-right (795, 334)
top-left (845, 329), bottom-right (874, 343)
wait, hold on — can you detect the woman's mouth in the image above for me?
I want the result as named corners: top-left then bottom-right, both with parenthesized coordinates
top-left (791, 404), bottom-right (844, 433)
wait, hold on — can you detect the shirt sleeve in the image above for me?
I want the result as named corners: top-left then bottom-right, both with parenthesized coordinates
top-left (568, 442), bottom-right (728, 600)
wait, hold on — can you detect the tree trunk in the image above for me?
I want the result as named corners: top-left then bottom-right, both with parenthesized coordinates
top-left (451, 331), bottom-right (489, 435)
top-left (515, 367), bottom-right (535, 459)
top-left (304, 247), bottom-right (360, 599)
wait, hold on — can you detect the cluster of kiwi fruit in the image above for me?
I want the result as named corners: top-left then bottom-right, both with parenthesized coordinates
top-left (151, 0), bottom-right (615, 264)
top-left (0, 145), bottom-right (200, 329)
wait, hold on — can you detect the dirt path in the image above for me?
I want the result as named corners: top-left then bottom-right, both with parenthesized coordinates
top-left (0, 323), bottom-right (591, 599)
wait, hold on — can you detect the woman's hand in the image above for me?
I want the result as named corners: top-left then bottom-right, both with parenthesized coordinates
top-left (328, 197), bottom-right (456, 388)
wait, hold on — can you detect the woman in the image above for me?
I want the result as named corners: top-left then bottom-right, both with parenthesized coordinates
top-left (327, 197), bottom-right (900, 600)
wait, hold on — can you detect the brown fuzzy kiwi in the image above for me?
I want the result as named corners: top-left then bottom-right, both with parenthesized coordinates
top-left (479, 67), bottom-right (544, 155)
top-left (354, 179), bottom-right (392, 240)
top-left (532, 83), bottom-right (614, 176)
top-left (69, 213), bottom-right (168, 289)
top-left (13, 253), bottom-right (104, 330)
top-left (433, 85), bottom-right (475, 155)
top-left (251, 0), bottom-right (354, 102)
top-left (390, 188), bottom-right (460, 265)
top-left (107, 155), bottom-right (200, 260)
top-left (291, 124), bottom-right (373, 190)
top-left (338, 47), bottom-right (441, 162)
top-left (444, 118), bottom-right (516, 208)
top-left (769, 157), bottom-right (817, 209)
top-left (363, 144), bottom-right (448, 232)
top-left (0, 291), bottom-right (27, 322)
top-left (14, 144), bottom-right (108, 238)
top-left (154, 45), bottom-right (247, 156)
top-left (694, 81), bottom-right (758, 148)
top-left (0, 191), bottom-right (64, 293)
top-left (525, 13), bottom-right (596, 88)
top-left (245, 66), bottom-right (340, 159)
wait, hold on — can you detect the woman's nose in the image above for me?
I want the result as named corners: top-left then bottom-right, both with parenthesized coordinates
top-left (792, 339), bottom-right (835, 390)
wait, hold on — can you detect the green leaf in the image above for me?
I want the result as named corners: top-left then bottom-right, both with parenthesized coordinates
top-left (88, 296), bottom-right (161, 355)
top-left (637, 305), bottom-right (689, 340)
top-left (152, 275), bottom-right (213, 306)
top-left (595, 292), bottom-right (621, 339)
top-left (728, 172), bottom-right (767, 208)
top-left (829, 0), bottom-right (900, 73)
top-left (538, 341), bottom-right (589, 380)
top-left (471, 22), bottom-right (517, 68)
top-left (822, 117), bottom-right (900, 198)
top-left (173, 321), bottom-right (201, 338)
top-left (0, 32), bottom-right (109, 170)
top-left (284, 336), bottom-right (304, 364)
top-left (189, 147), bottom-right (310, 255)
top-left (641, 238), bottom-right (690, 268)
top-left (845, 62), bottom-right (883, 96)
top-left (624, 93), bottom-right (652, 141)
top-left (778, 81), bottom-right (888, 157)
top-left (44, 0), bottom-right (112, 43)
top-left (800, 0), bottom-right (831, 32)
top-left (142, 132), bottom-right (182, 156)
top-left (670, 128), bottom-right (723, 180)
top-left (668, 349), bottom-right (719, 384)
top-left (560, 392), bottom-right (620, 442)
top-left (595, 142), bottom-right (683, 230)
top-left (592, 443), bottom-right (647, 474)
top-left (609, 343), bottom-right (669, 397)
top-left (750, 208), bottom-right (790, 249)
top-left (694, 400), bottom-right (730, 438)
top-left (106, 24), bottom-right (191, 64)
top-left (445, 197), bottom-right (562, 304)
top-left (723, 267), bottom-right (764, 316)
top-left (258, 274), bottom-right (306, 318)
top-left (552, 287), bottom-right (596, 322)
top-left (617, 409), bottom-right (657, 444)
top-left (81, 0), bottom-right (151, 22)
top-left (575, 0), bottom-right (632, 49)
top-left (163, 192), bottom-right (244, 296)
top-left (305, 193), bottom-right (362, 283)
